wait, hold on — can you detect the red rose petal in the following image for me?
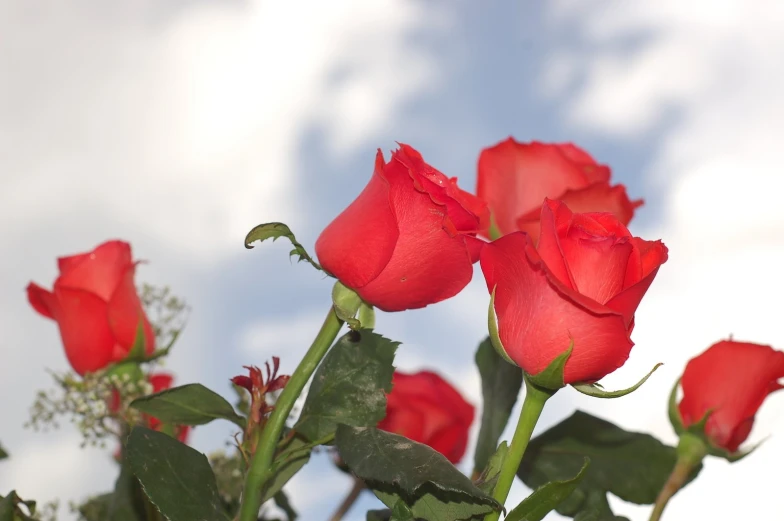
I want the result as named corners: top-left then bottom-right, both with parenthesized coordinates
top-left (51, 286), bottom-right (116, 375)
top-left (315, 150), bottom-right (399, 290)
top-left (56, 240), bottom-right (133, 302)
top-left (27, 282), bottom-right (57, 319)
top-left (481, 232), bottom-right (633, 384)
top-left (679, 341), bottom-right (784, 452)
top-left (107, 265), bottom-right (156, 359)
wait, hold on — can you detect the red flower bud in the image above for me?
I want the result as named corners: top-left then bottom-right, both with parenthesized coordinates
top-left (27, 240), bottom-right (155, 375)
top-left (481, 199), bottom-right (666, 384)
top-left (678, 340), bottom-right (784, 453)
top-left (378, 370), bottom-right (474, 464)
top-left (315, 144), bottom-right (489, 312)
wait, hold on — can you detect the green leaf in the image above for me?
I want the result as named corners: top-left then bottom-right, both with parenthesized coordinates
top-left (78, 464), bottom-right (147, 521)
top-left (261, 437), bottom-right (311, 503)
top-left (473, 337), bottom-right (523, 475)
top-left (506, 458), bottom-right (589, 521)
top-left (0, 443), bottom-right (7, 461)
top-left (130, 383), bottom-right (246, 429)
top-left (366, 510), bottom-right (392, 521)
top-left (474, 442), bottom-right (508, 496)
top-left (0, 492), bottom-right (16, 521)
top-left (572, 363), bottom-right (662, 399)
top-left (244, 222), bottom-right (322, 270)
top-left (77, 493), bottom-right (113, 521)
top-left (518, 411), bottom-right (700, 520)
top-left (108, 464), bottom-right (147, 521)
top-left (374, 490), bottom-right (492, 521)
top-left (294, 330), bottom-right (398, 441)
top-left (273, 491), bottom-right (297, 521)
top-left (0, 491), bottom-right (35, 521)
top-left (389, 501), bottom-right (415, 521)
top-left (125, 427), bottom-right (230, 521)
top-left (336, 425), bottom-right (500, 521)
top-left (0, 490), bottom-right (18, 521)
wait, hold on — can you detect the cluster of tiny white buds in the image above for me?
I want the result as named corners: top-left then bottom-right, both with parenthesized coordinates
top-left (26, 368), bottom-right (159, 448)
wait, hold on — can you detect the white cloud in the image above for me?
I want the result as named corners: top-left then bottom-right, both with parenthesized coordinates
top-left (0, 1), bottom-right (441, 518)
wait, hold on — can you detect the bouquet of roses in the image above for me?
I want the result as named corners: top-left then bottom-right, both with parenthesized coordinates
top-left (3, 139), bottom-right (781, 521)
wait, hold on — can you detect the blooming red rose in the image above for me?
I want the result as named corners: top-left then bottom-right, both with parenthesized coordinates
top-left (476, 138), bottom-right (642, 240)
top-left (677, 340), bottom-right (784, 453)
top-left (480, 199), bottom-right (667, 384)
top-left (27, 240), bottom-right (155, 375)
top-left (378, 370), bottom-right (474, 464)
top-left (315, 144), bottom-right (489, 312)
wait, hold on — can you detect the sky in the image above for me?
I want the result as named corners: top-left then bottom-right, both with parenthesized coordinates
top-left (1, 0), bottom-right (784, 520)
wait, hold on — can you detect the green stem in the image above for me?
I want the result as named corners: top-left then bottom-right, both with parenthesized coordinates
top-left (237, 306), bottom-right (345, 521)
top-left (648, 433), bottom-right (707, 521)
top-left (485, 376), bottom-right (552, 521)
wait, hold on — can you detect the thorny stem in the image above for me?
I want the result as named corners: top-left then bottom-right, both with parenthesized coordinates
top-left (236, 305), bottom-right (347, 521)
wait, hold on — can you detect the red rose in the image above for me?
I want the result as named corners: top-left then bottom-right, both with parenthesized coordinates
top-left (26, 240), bottom-right (155, 375)
top-left (378, 370), bottom-right (474, 464)
top-left (480, 199), bottom-right (667, 384)
top-left (315, 144), bottom-right (489, 312)
top-left (677, 340), bottom-right (784, 453)
top-left (476, 138), bottom-right (642, 240)
top-left (147, 373), bottom-right (190, 444)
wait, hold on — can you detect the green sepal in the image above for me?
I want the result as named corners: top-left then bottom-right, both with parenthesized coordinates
top-left (667, 377), bottom-right (685, 435)
top-left (487, 287), bottom-right (517, 366)
top-left (121, 320), bottom-right (148, 363)
top-left (526, 344), bottom-right (573, 392)
top-left (332, 281), bottom-right (363, 329)
top-left (358, 302), bottom-right (376, 330)
top-left (142, 328), bottom-right (183, 363)
top-left (678, 407), bottom-right (764, 463)
top-left (244, 222), bottom-right (322, 271)
top-left (572, 363), bottom-right (663, 399)
top-left (685, 409), bottom-right (712, 437)
top-left (725, 438), bottom-right (767, 463)
top-left (118, 318), bottom-right (183, 365)
top-left (488, 213), bottom-right (502, 241)
top-left (104, 360), bottom-right (145, 384)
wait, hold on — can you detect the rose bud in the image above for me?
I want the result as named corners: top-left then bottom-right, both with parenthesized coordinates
top-left (476, 138), bottom-right (642, 240)
top-left (480, 199), bottom-right (667, 385)
top-left (315, 144), bottom-right (488, 312)
top-left (27, 240), bottom-right (155, 375)
top-left (675, 340), bottom-right (784, 454)
top-left (378, 370), bottom-right (475, 464)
